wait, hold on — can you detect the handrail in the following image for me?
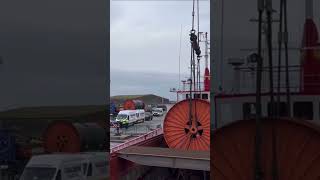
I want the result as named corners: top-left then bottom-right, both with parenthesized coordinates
top-left (110, 128), bottom-right (163, 154)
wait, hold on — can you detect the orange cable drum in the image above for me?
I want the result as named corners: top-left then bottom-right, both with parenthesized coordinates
top-left (43, 120), bottom-right (106, 153)
top-left (163, 99), bottom-right (210, 151)
top-left (43, 121), bottom-right (81, 153)
top-left (123, 99), bottom-right (145, 110)
top-left (211, 118), bottom-right (320, 180)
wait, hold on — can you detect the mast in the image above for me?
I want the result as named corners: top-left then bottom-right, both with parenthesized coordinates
top-left (219, 0), bottom-right (224, 91)
top-left (306, 0), bottom-right (313, 19)
top-left (254, 0), bottom-right (264, 178)
top-left (283, 0), bottom-right (291, 117)
top-left (201, 32), bottom-right (210, 91)
top-left (179, 24), bottom-right (182, 92)
top-left (204, 32), bottom-right (209, 69)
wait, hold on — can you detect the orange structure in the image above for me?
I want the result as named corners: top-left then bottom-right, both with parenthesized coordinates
top-left (123, 99), bottom-right (145, 110)
top-left (163, 99), bottom-right (210, 151)
top-left (212, 119), bottom-right (320, 180)
top-left (43, 120), bottom-right (106, 153)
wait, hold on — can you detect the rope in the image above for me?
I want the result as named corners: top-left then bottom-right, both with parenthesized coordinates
top-left (188, 0), bottom-right (196, 128)
top-left (188, 0), bottom-right (201, 136)
top-left (194, 0), bottom-right (201, 129)
top-left (254, 0), bottom-right (264, 179)
top-left (197, 0), bottom-right (200, 46)
top-left (276, 0), bottom-right (284, 118)
top-left (266, 0), bottom-right (278, 179)
top-left (283, 0), bottom-right (291, 117)
top-left (197, 0), bottom-right (201, 92)
top-left (266, 0), bottom-right (275, 119)
top-left (198, 58), bottom-right (201, 91)
top-left (188, 48), bottom-right (193, 128)
top-left (188, 0), bottom-right (195, 128)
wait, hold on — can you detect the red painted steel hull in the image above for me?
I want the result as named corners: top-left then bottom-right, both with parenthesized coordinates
top-left (212, 118), bottom-right (320, 180)
top-left (110, 134), bottom-right (165, 180)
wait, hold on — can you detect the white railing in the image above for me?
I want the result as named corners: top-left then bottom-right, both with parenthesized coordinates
top-left (226, 66), bottom-right (303, 94)
top-left (110, 128), bottom-right (163, 154)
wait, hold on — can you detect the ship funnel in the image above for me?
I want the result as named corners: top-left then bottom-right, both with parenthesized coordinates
top-left (204, 67), bottom-right (210, 91)
top-left (301, 0), bottom-right (320, 93)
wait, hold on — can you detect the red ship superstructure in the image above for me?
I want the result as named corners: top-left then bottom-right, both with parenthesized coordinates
top-left (301, 0), bottom-right (320, 93)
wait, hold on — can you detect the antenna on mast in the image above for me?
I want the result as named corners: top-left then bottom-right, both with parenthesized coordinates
top-left (179, 24), bottom-right (182, 91)
top-left (306, 0), bottom-right (313, 19)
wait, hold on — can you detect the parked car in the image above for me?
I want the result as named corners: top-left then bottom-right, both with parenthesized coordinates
top-left (157, 105), bottom-right (167, 112)
top-left (145, 112), bottom-right (153, 121)
top-left (152, 108), bottom-right (164, 116)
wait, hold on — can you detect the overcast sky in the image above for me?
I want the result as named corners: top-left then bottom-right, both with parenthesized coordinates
top-left (0, 0), bottom-right (107, 109)
top-left (110, 0), bottom-right (210, 100)
top-left (0, 0), bottom-right (318, 109)
top-left (110, 0), bottom-right (320, 99)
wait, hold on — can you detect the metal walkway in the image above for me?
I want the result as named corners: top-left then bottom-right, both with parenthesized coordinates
top-left (118, 146), bottom-right (210, 171)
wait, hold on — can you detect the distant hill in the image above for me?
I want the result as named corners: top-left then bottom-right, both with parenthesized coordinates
top-left (0, 105), bottom-right (107, 140)
top-left (111, 94), bottom-right (170, 106)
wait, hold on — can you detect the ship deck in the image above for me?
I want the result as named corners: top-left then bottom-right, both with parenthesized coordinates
top-left (118, 146), bottom-right (210, 171)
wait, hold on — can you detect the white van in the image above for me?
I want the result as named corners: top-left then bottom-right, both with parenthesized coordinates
top-left (116, 110), bottom-right (137, 127)
top-left (116, 109), bottom-right (146, 127)
top-left (20, 153), bottom-right (108, 180)
top-left (79, 152), bottom-right (109, 180)
top-left (135, 109), bottom-right (145, 123)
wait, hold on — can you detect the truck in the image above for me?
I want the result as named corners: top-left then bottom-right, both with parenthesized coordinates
top-left (0, 129), bottom-right (20, 179)
top-left (110, 102), bottom-right (118, 116)
top-left (0, 130), bottom-right (16, 164)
